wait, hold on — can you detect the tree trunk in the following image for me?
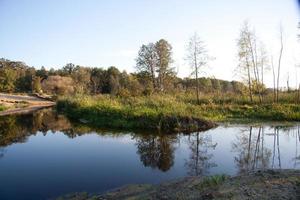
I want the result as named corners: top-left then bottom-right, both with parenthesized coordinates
top-left (194, 49), bottom-right (200, 104)
top-left (261, 60), bottom-right (264, 103)
top-left (277, 27), bottom-right (284, 103)
top-left (298, 84), bottom-right (300, 104)
top-left (271, 56), bottom-right (276, 103)
top-left (246, 59), bottom-right (253, 103)
top-left (248, 36), bottom-right (262, 103)
top-left (150, 63), bottom-right (156, 90)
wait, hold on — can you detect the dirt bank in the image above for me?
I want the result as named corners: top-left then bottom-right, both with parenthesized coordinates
top-left (0, 93), bottom-right (55, 116)
top-left (56, 170), bottom-right (300, 200)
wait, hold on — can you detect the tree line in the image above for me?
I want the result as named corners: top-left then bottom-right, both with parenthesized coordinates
top-left (2, 20), bottom-right (295, 102)
top-left (0, 57), bottom-right (245, 97)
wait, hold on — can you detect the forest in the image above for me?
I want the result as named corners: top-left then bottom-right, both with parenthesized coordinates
top-left (0, 56), bottom-right (245, 97)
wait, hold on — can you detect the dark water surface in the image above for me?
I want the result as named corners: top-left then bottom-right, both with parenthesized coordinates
top-left (0, 109), bottom-right (299, 200)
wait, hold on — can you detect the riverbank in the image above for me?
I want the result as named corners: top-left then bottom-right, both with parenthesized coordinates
top-left (56, 94), bottom-right (300, 133)
top-left (57, 170), bottom-right (300, 200)
top-left (56, 95), bottom-right (217, 133)
top-left (0, 93), bottom-right (55, 116)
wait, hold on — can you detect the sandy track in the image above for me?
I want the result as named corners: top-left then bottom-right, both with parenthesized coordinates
top-left (0, 93), bottom-right (55, 116)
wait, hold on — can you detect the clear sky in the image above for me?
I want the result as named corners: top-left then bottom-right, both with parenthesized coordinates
top-left (0, 0), bottom-right (299, 87)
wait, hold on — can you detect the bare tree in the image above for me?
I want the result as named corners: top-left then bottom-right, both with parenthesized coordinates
top-left (287, 72), bottom-right (290, 92)
top-left (237, 22), bottom-right (269, 103)
top-left (247, 29), bottom-right (262, 102)
top-left (276, 25), bottom-right (284, 102)
top-left (271, 56), bottom-right (277, 102)
top-left (186, 32), bottom-right (209, 104)
top-left (258, 42), bottom-right (269, 102)
top-left (237, 22), bottom-right (254, 102)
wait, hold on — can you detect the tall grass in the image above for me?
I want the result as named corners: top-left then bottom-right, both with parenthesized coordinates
top-left (56, 93), bottom-right (300, 132)
top-left (56, 94), bottom-right (216, 132)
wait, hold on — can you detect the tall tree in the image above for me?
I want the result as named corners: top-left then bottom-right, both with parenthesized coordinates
top-left (186, 33), bottom-right (209, 104)
top-left (0, 68), bottom-right (16, 93)
top-left (237, 22), bottom-right (267, 103)
top-left (258, 42), bottom-right (269, 102)
top-left (90, 68), bottom-right (105, 94)
top-left (276, 25), bottom-right (284, 102)
top-left (155, 39), bottom-right (174, 91)
top-left (136, 43), bottom-right (158, 90)
top-left (237, 22), bottom-right (253, 102)
top-left (62, 63), bottom-right (76, 75)
top-left (271, 55), bottom-right (276, 102)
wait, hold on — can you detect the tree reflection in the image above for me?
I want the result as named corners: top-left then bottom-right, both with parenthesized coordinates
top-left (292, 126), bottom-right (300, 167)
top-left (185, 132), bottom-right (217, 176)
top-left (0, 148), bottom-right (5, 159)
top-left (271, 127), bottom-right (282, 169)
top-left (135, 134), bottom-right (178, 172)
top-left (232, 126), bottom-right (272, 173)
top-left (0, 108), bottom-right (72, 148)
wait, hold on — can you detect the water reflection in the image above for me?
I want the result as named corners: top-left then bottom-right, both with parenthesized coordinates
top-left (292, 126), bottom-right (300, 167)
top-left (0, 109), bottom-right (300, 200)
top-left (0, 108), bottom-right (72, 149)
top-left (231, 125), bottom-right (300, 173)
top-left (232, 127), bottom-right (270, 173)
top-left (185, 132), bottom-right (217, 176)
top-left (135, 134), bottom-right (178, 172)
top-left (0, 109), bottom-right (299, 174)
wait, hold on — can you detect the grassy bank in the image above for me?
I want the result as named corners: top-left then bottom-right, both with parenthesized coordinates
top-left (56, 94), bottom-right (217, 132)
top-left (56, 94), bottom-right (300, 132)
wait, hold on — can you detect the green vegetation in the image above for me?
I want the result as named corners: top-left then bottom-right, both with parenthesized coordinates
top-left (56, 94), bottom-right (217, 132)
top-left (198, 174), bottom-right (227, 189)
top-left (57, 93), bottom-right (300, 133)
top-left (0, 104), bottom-right (6, 111)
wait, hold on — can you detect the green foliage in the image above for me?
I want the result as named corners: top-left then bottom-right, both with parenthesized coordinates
top-left (32, 76), bottom-right (42, 93)
top-left (0, 104), bottom-right (6, 111)
top-left (57, 93), bottom-right (300, 132)
top-left (198, 174), bottom-right (227, 189)
top-left (0, 68), bottom-right (17, 92)
top-left (56, 94), bottom-right (217, 132)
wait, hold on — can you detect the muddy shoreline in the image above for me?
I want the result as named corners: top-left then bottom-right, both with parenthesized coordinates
top-left (57, 170), bottom-right (300, 200)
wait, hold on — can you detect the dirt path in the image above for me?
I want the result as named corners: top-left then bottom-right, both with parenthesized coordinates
top-left (0, 93), bottom-right (52, 103)
top-left (0, 93), bottom-right (55, 116)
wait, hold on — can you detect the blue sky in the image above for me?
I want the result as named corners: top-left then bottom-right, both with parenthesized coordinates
top-left (0, 0), bottom-right (299, 87)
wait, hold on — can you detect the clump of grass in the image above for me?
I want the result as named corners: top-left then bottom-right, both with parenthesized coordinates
top-left (198, 174), bottom-right (227, 189)
top-left (0, 104), bottom-right (7, 111)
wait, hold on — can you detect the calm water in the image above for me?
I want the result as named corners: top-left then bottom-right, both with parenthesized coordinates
top-left (0, 109), bottom-right (299, 200)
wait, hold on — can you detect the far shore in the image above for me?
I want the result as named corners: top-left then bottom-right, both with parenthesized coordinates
top-left (0, 93), bottom-right (55, 116)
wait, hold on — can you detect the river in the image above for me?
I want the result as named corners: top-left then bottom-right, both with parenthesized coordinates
top-left (0, 108), bottom-right (299, 200)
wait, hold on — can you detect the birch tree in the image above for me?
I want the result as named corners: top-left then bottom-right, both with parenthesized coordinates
top-left (237, 22), bottom-right (268, 103)
top-left (276, 26), bottom-right (284, 102)
top-left (186, 32), bottom-right (209, 104)
top-left (237, 22), bottom-right (254, 102)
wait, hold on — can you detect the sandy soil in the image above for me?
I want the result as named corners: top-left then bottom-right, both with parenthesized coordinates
top-left (0, 93), bottom-right (55, 116)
